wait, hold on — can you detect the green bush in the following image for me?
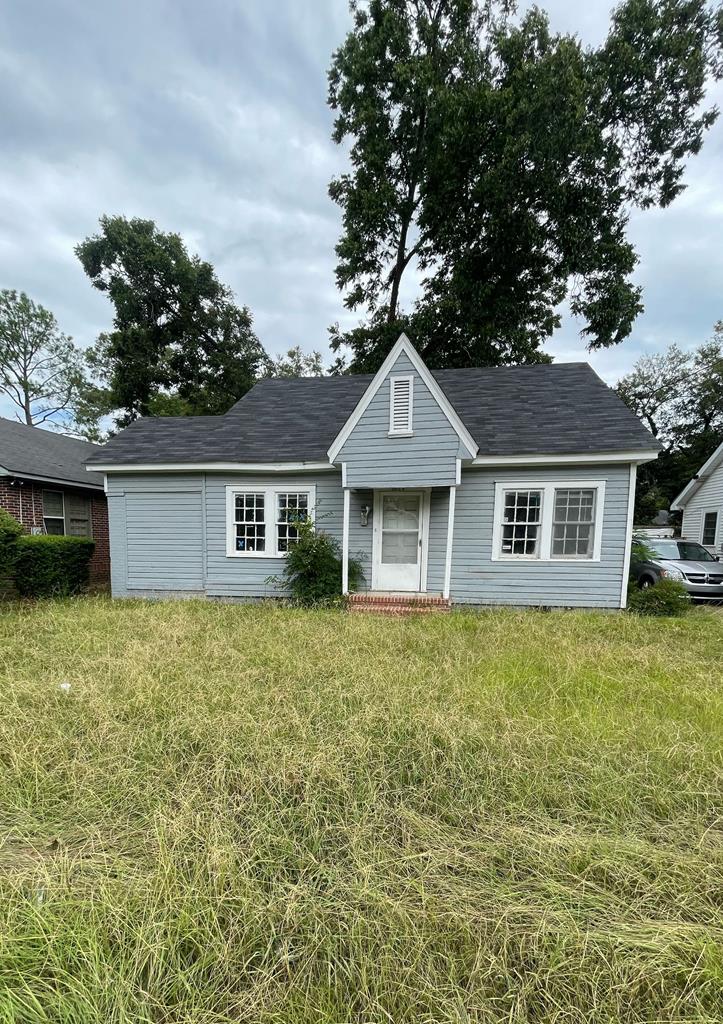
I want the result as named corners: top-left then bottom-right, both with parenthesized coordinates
top-left (627, 577), bottom-right (690, 617)
top-left (271, 515), bottom-right (364, 606)
top-left (14, 535), bottom-right (95, 598)
top-left (0, 508), bottom-right (23, 579)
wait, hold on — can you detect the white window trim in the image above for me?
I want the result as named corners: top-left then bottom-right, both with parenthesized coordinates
top-left (700, 507), bottom-right (720, 548)
top-left (225, 485), bottom-right (316, 558)
top-left (491, 480), bottom-right (606, 563)
top-left (42, 489), bottom-right (65, 535)
top-left (388, 374), bottom-right (414, 436)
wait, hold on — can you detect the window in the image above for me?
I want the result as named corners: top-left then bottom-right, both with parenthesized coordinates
top-left (702, 511), bottom-right (718, 547)
top-left (500, 490), bottom-right (542, 556)
top-left (226, 486), bottom-right (315, 557)
top-left (552, 489), bottom-right (596, 558)
top-left (389, 375), bottom-right (413, 435)
top-left (233, 492), bottom-right (266, 552)
top-left (43, 490), bottom-right (65, 535)
top-left (66, 495), bottom-right (91, 538)
top-left (276, 492), bottom-right (309, 552)
top-left (493, 480), bottom-right (606, 561)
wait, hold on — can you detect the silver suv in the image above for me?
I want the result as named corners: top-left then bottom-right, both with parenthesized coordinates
top-left (632, 538), bottom-right (723, 600)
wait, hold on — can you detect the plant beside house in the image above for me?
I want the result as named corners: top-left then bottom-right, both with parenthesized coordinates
top-left (1, 527), bottom-right (95, 599)
top-left (270, 515), bottom-right (364, 606)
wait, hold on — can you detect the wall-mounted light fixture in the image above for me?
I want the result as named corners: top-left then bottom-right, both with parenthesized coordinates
top-left (360, 504), bottom-right (371, 527)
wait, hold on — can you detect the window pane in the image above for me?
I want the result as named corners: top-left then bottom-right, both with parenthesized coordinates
top-left (44, 518), bottom-right (65, 536)
top-left (234, 492), bottom-right (265, 552)
top-left (382, 531), bottom-right (419, 564)
top-left (703, 512), bottom-right (718, 546)
top-left (42, 490), bottom-right (64, 518)
top-left (66, 496), bottom-right (91, 537)
top-left (382, 494), bottom-right (419, 531)
top-left (500, 490), bottom-right (541, 556)
top-left (552, 489), bottom-right (596, 558)
top-left (276, 493), bottom-right (309, 552)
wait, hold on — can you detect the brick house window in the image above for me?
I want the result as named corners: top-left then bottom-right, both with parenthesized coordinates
top-left (42, 490), bottom-right (65, 535)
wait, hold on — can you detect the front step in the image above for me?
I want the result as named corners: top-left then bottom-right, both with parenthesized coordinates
top-left (348, 593), bottom-right (451, 616)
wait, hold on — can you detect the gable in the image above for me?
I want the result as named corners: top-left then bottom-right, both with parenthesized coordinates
top-left (328, 335), bottom-right (477, 471)
top-left (334, 350), bottom-right (470, 488)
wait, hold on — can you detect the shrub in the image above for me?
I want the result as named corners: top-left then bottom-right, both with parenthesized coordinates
top-left (0, 508), bottom-right (23, 579)
top-left (271, 515), bottom-right (364, 606)
top-left (627, 577), bottom-right (690, 617)
top-left (14, 535), bottom-right (95, 598)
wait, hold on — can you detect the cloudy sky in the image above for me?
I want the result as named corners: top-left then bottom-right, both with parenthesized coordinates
top-left (1, 0), bottom-right (722, 417)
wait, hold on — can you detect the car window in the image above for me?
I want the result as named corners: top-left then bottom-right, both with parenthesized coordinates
top-left (676, 542), bottom-right (716, 562)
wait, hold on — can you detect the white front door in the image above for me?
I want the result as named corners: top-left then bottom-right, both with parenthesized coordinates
top-left (373, 490), bottom-right (425, 592)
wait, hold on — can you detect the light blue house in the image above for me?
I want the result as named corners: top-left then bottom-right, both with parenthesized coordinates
top-left (86, 336), bottom-right (660, 609)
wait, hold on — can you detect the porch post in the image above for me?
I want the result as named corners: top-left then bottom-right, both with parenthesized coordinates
top-left (443, 485), bottom-right (456, 600)
top-left (342, 486), bottom-right (351, 595)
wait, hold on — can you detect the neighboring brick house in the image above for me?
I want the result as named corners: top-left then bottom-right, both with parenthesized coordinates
top-left (0, 417), bottom-right (109, 586)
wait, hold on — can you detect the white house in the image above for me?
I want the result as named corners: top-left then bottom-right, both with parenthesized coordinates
top-left (672, 440), bottom-right (723, 555)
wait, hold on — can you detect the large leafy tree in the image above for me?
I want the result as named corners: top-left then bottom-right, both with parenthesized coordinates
top-left (617, 324), bottom-right (723, 519)
top-left (75, 216), bottom-right (269, 427)
top-left (0, 289), bottom-right (85, 425)
top-left (328, 0), bottom-right (723, 371)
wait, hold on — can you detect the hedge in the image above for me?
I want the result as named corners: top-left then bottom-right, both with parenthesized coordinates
top-left (14, 535), bottom-right (95, 598)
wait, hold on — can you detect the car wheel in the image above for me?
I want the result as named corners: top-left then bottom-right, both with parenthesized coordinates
top-left (639, 576), bottom-right (655, 590)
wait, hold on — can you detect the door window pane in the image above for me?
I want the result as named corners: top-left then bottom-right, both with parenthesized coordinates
top-left (382, 494), bottom-right (419, 531)
top-left (382, 531), bottom-right (419, 564)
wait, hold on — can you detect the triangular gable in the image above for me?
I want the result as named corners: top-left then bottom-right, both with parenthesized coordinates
top-left (327, 334), bottom-right (479, 463)
top-left (671, 439), bottom-right (723, 509)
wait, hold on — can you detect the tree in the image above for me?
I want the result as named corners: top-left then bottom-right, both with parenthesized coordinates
top-left (266, 346), bottom-right (326, 378)
top-left (328, 0), bottom-right (723, 372)
top-left (0, 290), bottom-right (85, 426)
top-left (616, 325), bottom-right (723, 520)
top-left (75, 216), bottom-right (269, 426)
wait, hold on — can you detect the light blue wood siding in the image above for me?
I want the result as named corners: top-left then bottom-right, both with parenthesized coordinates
top-left (339, 352), bottom-right (464, 487)
top-left (449, 465), bottom-right (631, 608)
top-left (105, 464), bottom-right (631, 607)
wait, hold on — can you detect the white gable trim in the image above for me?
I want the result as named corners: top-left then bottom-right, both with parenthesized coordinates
top-left (671, 440), bottom-right (723, 510)
top-left (327, 334), bottom-right (479, 463)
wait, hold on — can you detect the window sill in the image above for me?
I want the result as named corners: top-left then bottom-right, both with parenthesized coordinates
top-left (225, 551), bottom-right (288, 559)
top-left (491, 555), bottom-right (601, 564)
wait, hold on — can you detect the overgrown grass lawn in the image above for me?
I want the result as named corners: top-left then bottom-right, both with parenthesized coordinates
top-left (1, 599), bottom-right (722, 1023)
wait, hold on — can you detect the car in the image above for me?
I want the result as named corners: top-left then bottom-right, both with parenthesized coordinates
top-left (631, 537), bottom-right (723, 601)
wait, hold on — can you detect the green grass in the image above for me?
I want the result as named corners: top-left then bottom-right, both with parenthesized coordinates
top-left (0, 598), bottom-right (722, 1023)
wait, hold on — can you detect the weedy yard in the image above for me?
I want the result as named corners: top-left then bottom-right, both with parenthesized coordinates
top-left (0, 598), bottom-right (722, 1023)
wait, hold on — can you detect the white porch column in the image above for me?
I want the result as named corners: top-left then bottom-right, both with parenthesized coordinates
top-left (443, 485), bottom-right (457, 600)
top-left (342, 486), bottom-right (351, 595)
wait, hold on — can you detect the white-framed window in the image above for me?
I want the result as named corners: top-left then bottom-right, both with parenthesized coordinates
top-left (492, 480), bottom-right (606, 562)
top-left (551, 488), bottom-right (597, 558)
top-left (388, 375), bottom-right (413, 436)
top-left (702, 510), bottom-right (718, 547)
top-left (42, 489), bottom-right (65, 535)
top-left (500, 489), bottom-right (543, 557)
top-left (225, 485), bottom-right (315, 558)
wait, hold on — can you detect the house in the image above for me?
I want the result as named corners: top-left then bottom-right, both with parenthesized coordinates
top-left (0, 417), bottom-right (110, 585)
top-left (85, 335), bottom-right (659, 609)
top-left (671, 439), bottom-right (723, 555)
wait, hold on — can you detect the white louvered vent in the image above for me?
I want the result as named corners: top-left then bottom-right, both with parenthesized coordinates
top-left (389, 375), bottom-right (413, 435)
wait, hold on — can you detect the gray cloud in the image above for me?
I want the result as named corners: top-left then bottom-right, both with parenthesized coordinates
top-left (0, 0), bottom-right (721, 430)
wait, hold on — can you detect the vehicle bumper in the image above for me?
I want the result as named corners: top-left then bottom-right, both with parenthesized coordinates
top-left (681, 581), bottom-right (723, 600)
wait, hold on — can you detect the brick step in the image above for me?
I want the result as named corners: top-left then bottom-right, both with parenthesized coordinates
top-left (348, 593), bottom-right (451, 616)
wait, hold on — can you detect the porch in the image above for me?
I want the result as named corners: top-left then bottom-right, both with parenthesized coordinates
top-left (341, 484), bottom-right (457, 600)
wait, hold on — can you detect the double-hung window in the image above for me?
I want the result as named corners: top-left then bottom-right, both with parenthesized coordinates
top-left (42, 490), bottom-right (65, 535)
top-left (493, 481), bottom-right (605, 561)
top-left (551, 489), bottom-right (596, 558)
top-left (226, 486), bottom-right (315, 557)
top-left (702, 511), bottom-right (718, 547)
top-left (500, 489), bottom-right (542, 557)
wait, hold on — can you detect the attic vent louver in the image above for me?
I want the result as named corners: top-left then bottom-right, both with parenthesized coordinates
top-left (389, 375), bottom-right (413, 435)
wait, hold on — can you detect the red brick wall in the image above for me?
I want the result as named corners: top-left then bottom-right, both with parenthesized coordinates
top-left (0, 477), bottom-right (110, 587)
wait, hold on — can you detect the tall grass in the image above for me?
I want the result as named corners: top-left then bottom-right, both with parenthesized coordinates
top-left (0, 598), bottom-right (721, 1023)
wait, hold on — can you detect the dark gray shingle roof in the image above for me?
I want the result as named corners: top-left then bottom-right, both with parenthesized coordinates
top-left (0, 417), bottom-right (105, 487)
top-left (86, 362), bottom-right (659, 467)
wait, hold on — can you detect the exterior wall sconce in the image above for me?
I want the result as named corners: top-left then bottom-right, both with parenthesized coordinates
top-left (360, 504), bottom-right (371, 527)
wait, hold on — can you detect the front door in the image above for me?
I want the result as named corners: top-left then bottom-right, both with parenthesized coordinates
top-left (373, 491), bottom-right (424, 592)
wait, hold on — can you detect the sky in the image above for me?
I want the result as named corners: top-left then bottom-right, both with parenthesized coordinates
top-left (1, 0), bottom-right (722, 425)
